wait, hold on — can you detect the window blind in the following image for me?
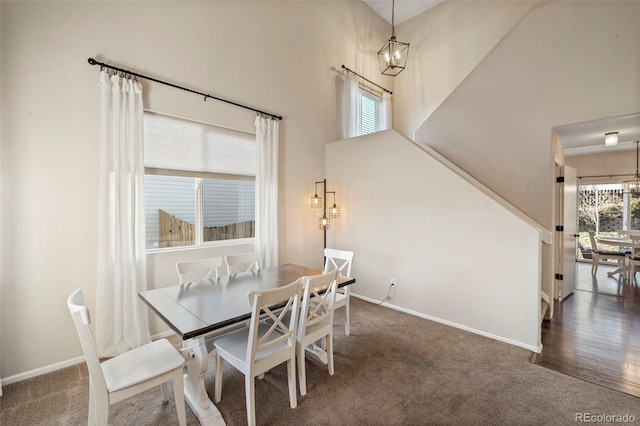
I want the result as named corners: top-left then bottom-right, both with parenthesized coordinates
top-left (144, 112), bottom-right (256, 176)
top-left (360, 91), bottom-right (379, 136)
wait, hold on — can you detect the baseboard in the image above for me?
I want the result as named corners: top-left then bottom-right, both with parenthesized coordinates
top-left (351, 293), bottom-right (542, 353)
top-left (1, 329), bottom-right (178, 387)
top-left (1, 355), bottom-right (86, 387)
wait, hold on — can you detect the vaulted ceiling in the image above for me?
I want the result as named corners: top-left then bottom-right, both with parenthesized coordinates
top-left (363, 0), bottom-right (444, 25)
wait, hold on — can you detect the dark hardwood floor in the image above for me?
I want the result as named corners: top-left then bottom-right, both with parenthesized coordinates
top-left (533, 262), bottom-right (640, 398)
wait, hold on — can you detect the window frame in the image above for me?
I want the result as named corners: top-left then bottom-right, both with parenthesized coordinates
top-left (145, 169), bottom-right (256, 252)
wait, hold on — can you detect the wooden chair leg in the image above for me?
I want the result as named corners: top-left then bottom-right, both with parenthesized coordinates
top-left (344, 298), bottom-right (351, 336)
top-left (88, 386), bottom-right (96, 426)
top-left (173, 371), bottom-right (187, 426)
top-left (160, 382), bottom-right (170, 402)
top-left (327, 333), bottom-right (335, 376)
top-left (245, 375), bottom-right (256, 426)
top-left (287, 358), bottom-right (297, 408)
top-left (297, 344), bottom-right (307, 396)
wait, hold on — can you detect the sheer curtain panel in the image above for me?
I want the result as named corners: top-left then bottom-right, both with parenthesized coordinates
top-left (96, 71), bottom-right (151, 358)
top-left (341, 72), bottom-right (360, 139)
top-left (255, 116), bottom-right (279, 267)
top-left (379, 92), bottom-right (392, 131)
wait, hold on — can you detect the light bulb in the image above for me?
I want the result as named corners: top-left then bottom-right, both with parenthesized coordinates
top-left (604, 132), bottom-right (618, 147)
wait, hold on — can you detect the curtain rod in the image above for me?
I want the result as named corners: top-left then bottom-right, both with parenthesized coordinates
top-left (341, 65), bottom-right (392, 94)
top-left (578, 173), bottom-right (635, 179)
top-left (87, 58), bottom-right (283, 121)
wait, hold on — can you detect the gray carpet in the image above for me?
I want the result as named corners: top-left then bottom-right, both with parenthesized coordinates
top-left (2, 298), bottom-right (639, 425)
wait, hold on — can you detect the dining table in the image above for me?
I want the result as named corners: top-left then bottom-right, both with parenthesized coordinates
top-left (139, 263), bottom-right (356, 426)
top-left (595, 236), bottom-right (632, 276)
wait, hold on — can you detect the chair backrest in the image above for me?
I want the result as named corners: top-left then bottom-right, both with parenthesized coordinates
top-left (224, 251), bottom-right (261, 275)
top-left (245, 278), bottom-right (303, 363)
top-left (619, 230), bottom-right (640, 237)
top-left (324, 248), bottom-right (354, 278)
top-left (175, 257), bottom-right (223, 284)
top-left (298, 269), bottom-right (339, 339)
top-left (587, 231), bottom-right (600, 252)
top-left (630, 234), bottom-right (640, 259)
top-left (67, 289), bottom-right (108, 394)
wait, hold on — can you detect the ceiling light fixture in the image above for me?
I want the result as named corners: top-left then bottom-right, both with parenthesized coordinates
top-left (377, 0), bottom-right (410, 76)
top-left (605, 131), bottom-right (619, 147)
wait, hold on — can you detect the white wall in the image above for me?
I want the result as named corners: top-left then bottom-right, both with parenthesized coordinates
top-left (413, 1), bottom-right (640, 230)
top-left (326, 130), bottom-right (542, 351)
top-left (393, 0), bottom-right (535, 140)
top-left (0, 1), bottom-right (391, 380)
top-left (566, 150), bottom-right (640, 185)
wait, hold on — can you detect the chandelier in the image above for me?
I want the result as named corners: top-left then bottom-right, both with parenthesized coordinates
top-left (377, 0), bottom-right (410, 76)
top-left (624, 141), bottom-right (640, 194)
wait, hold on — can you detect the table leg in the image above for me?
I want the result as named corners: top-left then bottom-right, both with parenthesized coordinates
top-left (182, 337), bottom-right (225, 426)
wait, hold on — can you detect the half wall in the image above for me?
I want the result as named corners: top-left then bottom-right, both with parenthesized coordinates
top-left (326, 129), bottom-right (544, 351)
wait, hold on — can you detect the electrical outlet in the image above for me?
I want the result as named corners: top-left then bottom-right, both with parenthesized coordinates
top-left (391, 278), bottom-right (396, 286)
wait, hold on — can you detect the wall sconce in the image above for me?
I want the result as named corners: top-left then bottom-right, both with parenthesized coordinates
top-left (328, 191), bottom-right (340, 218)
top-left (310, 183), bottom-right (323, 208)
top-left (310, 179), bottom-right (341, 248)
top-left (605, 131), bottom-right (619, 147)
top-left (319, 214), bottom-right (330, 231)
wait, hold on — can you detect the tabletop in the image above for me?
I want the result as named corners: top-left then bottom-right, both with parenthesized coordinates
top-left (139, 263), bottom-right (356, 340)
top-left (596, 236), bottom-right (632, 246)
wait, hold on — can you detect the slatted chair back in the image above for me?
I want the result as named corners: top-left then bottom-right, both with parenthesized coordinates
top-left (175, 257), bottom-right (223, 284)
top-left (323, 248), bottom-right (354, 335)
top-left (224, 251), bottom-right (261, 275)
top-left (323, 248), bottom-right (353, 277)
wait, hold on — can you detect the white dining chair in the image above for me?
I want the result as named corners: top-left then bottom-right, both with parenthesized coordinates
top-left (588, 231), bottom-right (626, 275)
top-left (323, 248), bottom-right (354, 335)
top-left (175, 256), bottom-right (223, 284)
top-left (626, 234), bottom-right (640, 284)
top-left (67, 289), bottom-right (187, 426)
top-left (214, 278), bottom-right (303, 426)
top-left (224, 251), bottom-right (261, 275)
top-left (296, 268), bottom-right (339, 396)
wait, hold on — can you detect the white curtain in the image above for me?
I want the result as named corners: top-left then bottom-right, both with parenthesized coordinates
top-left (255, 116), bottom-right (279, 268)
top-left (378, 91), bottom-right (392, 131)
top-left (96, 71), bottom-right (151, 358)
top-left (341, 72), bottom-right (360, 139)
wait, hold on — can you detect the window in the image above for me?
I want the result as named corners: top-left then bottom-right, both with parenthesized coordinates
top-left (576, 183), bottom-right (640, 260)
top-left (144, 112), bottom-right (256, 250)
top-left (358, 88), bottom-right (381, 136)
top-left (342, 72), bottom-right (390, 138)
